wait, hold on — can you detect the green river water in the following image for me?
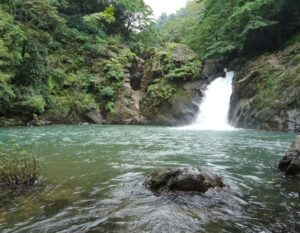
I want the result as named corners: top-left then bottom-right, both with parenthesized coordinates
top-left (0, 125), bottom-right (299, 233)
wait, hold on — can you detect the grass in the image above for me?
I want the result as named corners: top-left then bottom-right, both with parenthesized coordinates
top-left (0, 147), bottom-right (42, 190)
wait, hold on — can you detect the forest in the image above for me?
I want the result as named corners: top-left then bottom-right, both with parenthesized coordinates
top-left (0, 0), bottom-right (299, 126)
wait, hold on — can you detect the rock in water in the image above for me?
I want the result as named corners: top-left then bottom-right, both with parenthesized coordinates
top-left (279, 135), bottom-right (300, 175)
top-left (28, 114), bottom-right (52, 127)
top-left (144, 167), bottom-right (225, 194)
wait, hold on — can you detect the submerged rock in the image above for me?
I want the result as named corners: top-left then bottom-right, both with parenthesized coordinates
top-left (144, 167), bottom-right (225, 194)
top-left (279, 135), bottom-right (300, 175)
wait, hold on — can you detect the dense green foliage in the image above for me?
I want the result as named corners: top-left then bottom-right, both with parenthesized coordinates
top-left (158, 0), bottom-right (300, 60)
top-left (0, 0), bottom-right (153, 121)
top-left (0, 0), bottom-right (299, 125)
top-left (142, 43), bottom-right (201, 109)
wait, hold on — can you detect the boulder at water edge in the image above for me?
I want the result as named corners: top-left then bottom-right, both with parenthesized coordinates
top-left (278, 135), bottom-right (300, 175)
top-left (144, 167), bottom-right (225, 194)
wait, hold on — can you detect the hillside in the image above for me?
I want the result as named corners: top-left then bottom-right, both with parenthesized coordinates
top-left (0, 0), bottom-right (299, 130)
top-left (0, 0), bottom-right (154, 126)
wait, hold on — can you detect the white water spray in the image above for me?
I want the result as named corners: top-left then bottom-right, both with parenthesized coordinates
top-left (183, 70), bottom-right (234, 131)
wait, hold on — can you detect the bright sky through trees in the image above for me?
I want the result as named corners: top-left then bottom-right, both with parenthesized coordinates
top-left (144, 0), bottom-right (188, 19)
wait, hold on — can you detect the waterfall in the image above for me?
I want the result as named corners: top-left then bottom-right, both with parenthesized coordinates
top-left (183, 70), bottom-right (234, 131)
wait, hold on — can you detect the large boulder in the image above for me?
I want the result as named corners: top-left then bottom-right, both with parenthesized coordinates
top-left (279, 136), bottom-right (300, 175)
top-left (140, 43), bottom-right (203, 125)
top-left (83, 109), bottom-right (103, 124)
top-left (144, 167), bottom-right (225, 194)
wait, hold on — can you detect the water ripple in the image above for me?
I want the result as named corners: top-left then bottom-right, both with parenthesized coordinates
top-left (0, 125), bottom-right (298, 232)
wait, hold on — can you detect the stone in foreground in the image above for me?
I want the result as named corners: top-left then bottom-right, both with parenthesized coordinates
top-left (278, 135), bottom-right (300, 175)
top-left (144, 167), bottom-right (225, 194)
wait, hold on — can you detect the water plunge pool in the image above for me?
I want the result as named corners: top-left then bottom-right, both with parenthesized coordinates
top-left (0, 125), bottom-right (299, 232)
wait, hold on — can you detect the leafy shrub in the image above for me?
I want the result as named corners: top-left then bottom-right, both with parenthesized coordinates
top-left (144, 82), bottom-right (176, 108)
top-left (83, 6), bottom-right (116, 28)
top-left (100, 86), bottom-right (115, 98)
top-left (0, 74), bottom-right (15, 113)
top-left (80, 42), bottom-right (106, 57)
top-left (15, 39), bottom-right (50, 87)
top-left (105, 101), bottom-right (115, 112)
top-left (20, 94), bottom-right (46, 114)
top-left (165, 60), bottom-right (201, 81)
top-left (0, 147), bottom-right (42, 190)
top-left (147, 83), bottom-right (175, 100)
top-left (53, 92), bottom-right (98, 114)
top-left (104, 60), bottom-right (125, 81)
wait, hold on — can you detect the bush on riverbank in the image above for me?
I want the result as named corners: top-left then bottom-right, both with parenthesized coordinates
top-left (0, 148), bottom-right (42, 190)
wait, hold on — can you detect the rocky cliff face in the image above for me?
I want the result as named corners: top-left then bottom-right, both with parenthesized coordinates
top-left (0, 43), bottom-right (210, 127)
top-left (229, 39), bottom-right (300, 131)
top-left (105, 56), bottom-right (145, 124)
top-left (103, 43), bottom-right (207, 126)
top-left (96, 43), bottom-right (210, 126)
top-left (105, 43), bottom-right (224, 126)
top-left (140, 43), bottom-right (204, 125)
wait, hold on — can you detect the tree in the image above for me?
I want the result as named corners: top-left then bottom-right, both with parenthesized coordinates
top-left (158, 0), bottom-right (300, 60)
top-left (1, 0), bottom-right (65, 32)
top-left (83, 6), bottom-right (115, 29)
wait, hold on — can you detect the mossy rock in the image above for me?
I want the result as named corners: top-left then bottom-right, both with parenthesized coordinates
top-left (230, 38), bottom-right (300, 131)
top-left (139, 43), bottom-right (203, 125)
top-left (141, 43), bottom-right (202, 123)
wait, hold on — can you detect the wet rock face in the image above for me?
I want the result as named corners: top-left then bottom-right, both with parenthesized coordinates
top-left (279, 136), bottom-right (300, 175)
top-left (144, 167), bottom-right (225, 194)
top-left (201, 59), bottom-right (225, 84)
top-left (129, 57), bottom-right (144, 91)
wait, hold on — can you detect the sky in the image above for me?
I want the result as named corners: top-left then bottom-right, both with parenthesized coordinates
top-left (144, 0), bottom-right (188, 19)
